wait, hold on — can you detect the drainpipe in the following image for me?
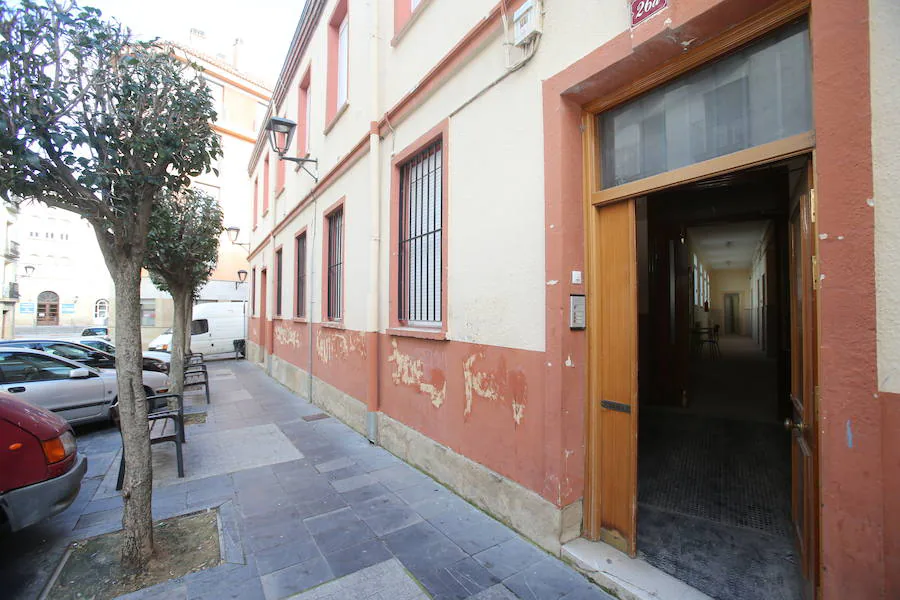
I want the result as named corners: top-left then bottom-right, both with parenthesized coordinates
top-left (365, 0), bottom-right (381, 444)
top-left (308, 197), bottom-right (318, 404)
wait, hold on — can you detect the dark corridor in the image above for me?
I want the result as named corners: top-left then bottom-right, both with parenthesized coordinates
top-left (635, 165), bottom-right (804, 600)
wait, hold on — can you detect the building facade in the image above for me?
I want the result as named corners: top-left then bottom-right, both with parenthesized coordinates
top-left (13, 45), bottom-right (271, 346)
top-left (246, 0), bottom-right (899, 598)
top-left (16, 202), bottom-right (112, 333)
top-left (133, 45), bottom-right (271, 344)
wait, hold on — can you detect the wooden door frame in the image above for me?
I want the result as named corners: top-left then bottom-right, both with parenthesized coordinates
top-left (581, 0), bottom-right (818, 579)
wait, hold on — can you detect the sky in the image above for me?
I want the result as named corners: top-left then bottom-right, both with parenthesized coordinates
top-left (82, 0), bottom-right (308, 87)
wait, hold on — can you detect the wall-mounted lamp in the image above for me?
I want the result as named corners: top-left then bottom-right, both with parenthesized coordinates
top-left (226, 226), bottom-right (251, 255)
top-left (23, 264), bottom-right (34, 277)
top-left (266, 116), bottom-right (318, 183)
top-left (235, 268), bottom-right (248, 290)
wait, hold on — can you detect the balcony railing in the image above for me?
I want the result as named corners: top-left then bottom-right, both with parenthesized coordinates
top-left (4, 241), bottom-right (19, 261)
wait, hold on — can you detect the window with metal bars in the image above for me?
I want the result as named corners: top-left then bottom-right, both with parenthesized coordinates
top-left (275, 249), bottom-right (283, 316)
top-left (398, 139), bottom-right (442, 325)
top-left (295, 233), bottom-right (307, 318)
top-left (326, 208), bottom-right (344, 320)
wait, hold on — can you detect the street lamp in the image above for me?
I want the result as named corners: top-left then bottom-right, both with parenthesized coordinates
top-left (226, 226), bottom-right (250, 253)
top-left (235, 268), bottom-right (248, 290)
top-left (266, 116), bottom-right (318, 182)
top-left (23, 264), bottom-right (34, 276)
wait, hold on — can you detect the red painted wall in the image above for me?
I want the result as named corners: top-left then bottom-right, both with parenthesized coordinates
top-left (379, 335), bottom-right (553, 503)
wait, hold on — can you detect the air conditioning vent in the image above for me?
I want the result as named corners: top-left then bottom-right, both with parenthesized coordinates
top-left (513, 0), bottom-right (541, 47)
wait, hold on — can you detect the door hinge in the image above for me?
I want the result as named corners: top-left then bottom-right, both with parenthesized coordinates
top-left (810, 188), bottom-right (817, 224)
top-left (811, 255), bottom-right (819, 291)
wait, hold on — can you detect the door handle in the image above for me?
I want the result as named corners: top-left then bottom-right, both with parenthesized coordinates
top-left (7, 386), bottom-right (25, 393)
top-left (784, 417), bottom-right (807, 434)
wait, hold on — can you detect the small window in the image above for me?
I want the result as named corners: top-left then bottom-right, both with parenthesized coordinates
top-left (275, 248), bottom-right (283, 316)
top-left (94, 299), bottom-right (109, 319)
top-left (191, 319), bottom-right (209, 335)
top-left (337, 17), bottom-right (349, 108)
top-left (298, 69), bottom-right (312, 156)
top-left (296, 233), bottom-right (307, 318)
top-left (140, 300), bottom-right (156, 327)
top-left (398, 139), bottom-right (443, 325)
top-left (253, 177), bottom-right (259, 228)
top-left (207, 79), bottom-right (225, 121)
top-left (263, 155), bottom-right (270, 213)
top-left (326, 208), bottom-right (344, 321)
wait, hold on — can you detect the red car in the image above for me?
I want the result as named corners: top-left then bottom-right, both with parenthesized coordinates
top-left (0, 392), bottom-right (87, 532)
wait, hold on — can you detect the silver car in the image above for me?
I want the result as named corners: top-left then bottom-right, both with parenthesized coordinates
top-left (0, 347), bottom-right (170, 425)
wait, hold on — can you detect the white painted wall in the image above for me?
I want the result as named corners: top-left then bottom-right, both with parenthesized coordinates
top-left (249, 0), bottom-right (643, 352)
top-left (872, 0), bottom-right (900, 393)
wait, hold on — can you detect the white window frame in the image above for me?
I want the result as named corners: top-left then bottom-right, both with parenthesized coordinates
top-left (337, 16), bottom-right (349, 108)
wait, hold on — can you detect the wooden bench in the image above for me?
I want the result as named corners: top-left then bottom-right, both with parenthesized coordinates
top-left (113, 393), bottom-right (185, 491)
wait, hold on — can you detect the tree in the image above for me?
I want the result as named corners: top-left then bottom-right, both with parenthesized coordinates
top-left (0, 0), bottom-right (220, 568)
top-left (145, 188), bottom-right (223, 397)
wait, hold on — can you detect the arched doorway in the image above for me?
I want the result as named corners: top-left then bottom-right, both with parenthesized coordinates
top-left (37, 290), bottom-right (60, 325)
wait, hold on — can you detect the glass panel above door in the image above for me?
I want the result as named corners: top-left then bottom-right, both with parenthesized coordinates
top-left (598, 20), bottom-right (811, 189)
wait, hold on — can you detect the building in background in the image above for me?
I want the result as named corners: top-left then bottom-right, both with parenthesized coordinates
top-left (132, 44), bottom-right (272, 345)
top-left (245, 1), bottom-right (899, 598)
top-left (15, 202), bottom-right (111, 336)
top-left (12, 42), bottom-right (272, 346)
top-left (0, 203), bottom-right (20, 338)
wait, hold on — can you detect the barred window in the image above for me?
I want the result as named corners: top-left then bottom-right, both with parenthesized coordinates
top-left (326, 208), bottom-right (343, 320)
top-left (275, 249), bottom-right (283, 316)
top-left (295, 233), bottom-right (307, 318)
top-left (399, 139), bottom-right (442, 325)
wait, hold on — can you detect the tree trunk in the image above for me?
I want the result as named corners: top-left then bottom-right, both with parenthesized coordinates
top-left (183, 295), bottom-right (193, 354)
top-left (112, 258), bottom-right (155, 569)
top-left (169, 286), bottom-right (187, 397)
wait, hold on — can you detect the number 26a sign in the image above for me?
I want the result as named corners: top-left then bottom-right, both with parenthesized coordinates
top-left (631, 0), bottom-right (668, 27)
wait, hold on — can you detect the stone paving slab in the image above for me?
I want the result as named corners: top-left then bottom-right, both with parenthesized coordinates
top-left (287, 558), bottom-right (426, 600)
top-left (93, 423), bottom-right (303, 499)
top-left (0, 360), bottom-right (615, 600)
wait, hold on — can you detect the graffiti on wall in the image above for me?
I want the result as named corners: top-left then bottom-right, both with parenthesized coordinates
top-left (463, 351), bottom-right (528, 425)
top-left (387, 340), bottom-right (446, 408)
top-left (316, 328), bottom-right (367, 364)
top-left (274, 324), bottom-right (303, 349)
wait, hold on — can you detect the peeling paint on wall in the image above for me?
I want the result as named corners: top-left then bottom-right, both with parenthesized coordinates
top-left (316, 329), bottom-right (367, 363)
top-left (463, 351), bottom-right (528, 425)
top-left (275, 325), bottom-right (303, 348)
top-left (387, 340), bottom-right (445, 407)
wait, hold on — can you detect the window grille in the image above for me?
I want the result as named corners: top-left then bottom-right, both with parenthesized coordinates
top-left (296, 233), bottom-right (307, 318)
top-left (327, 208), bottom-right (343, 320)
top-left (398, 139), bottom-right (442, 325)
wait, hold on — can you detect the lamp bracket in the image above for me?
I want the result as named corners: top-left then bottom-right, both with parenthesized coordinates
top-left (277, 154), bottom-right (319, 183)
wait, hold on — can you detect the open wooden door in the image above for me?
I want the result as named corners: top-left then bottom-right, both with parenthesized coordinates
top-left (584, 198), bottom-right (639, 556)
top-left (787, 157), bottom-right (819, 597)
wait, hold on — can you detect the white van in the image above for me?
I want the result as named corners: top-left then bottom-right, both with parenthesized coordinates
top-left (148, 302), bottom-right (246, 355)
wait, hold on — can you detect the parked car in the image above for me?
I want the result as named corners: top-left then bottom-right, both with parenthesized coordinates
top-left (67, 338), bottom-right (171, 373)
top-left (80, 327), bottom-right (110, 340)
top-left (0, 393), bottom-right (87, 532)
top-left (148, 302), bottom-right (245, 355)
top-left (0, 347), bottom-right (169, 425)
top-left (3, 339), bottom-right (168, 374)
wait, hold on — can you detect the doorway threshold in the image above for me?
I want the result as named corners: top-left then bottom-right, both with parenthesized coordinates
top-left (562, 538), bottom-right (713, 600)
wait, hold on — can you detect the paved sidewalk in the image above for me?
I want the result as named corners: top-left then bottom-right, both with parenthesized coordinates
top-left (0, 360), bottom-right (613, 600)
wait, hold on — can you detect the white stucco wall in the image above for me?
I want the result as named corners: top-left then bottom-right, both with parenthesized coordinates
top-left (872, 0), bottom-right (900, 392)
top-left (250, 0), bottom-right (640, 353)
